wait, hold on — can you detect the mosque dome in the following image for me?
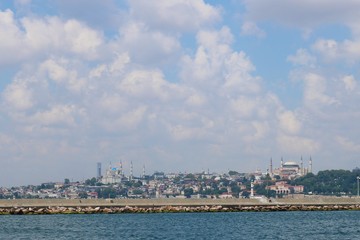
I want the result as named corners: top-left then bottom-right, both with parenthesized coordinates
top-left (283, 161), bottom-right (299, 168)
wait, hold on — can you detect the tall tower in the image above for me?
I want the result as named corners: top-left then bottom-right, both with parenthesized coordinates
top-left (97, 162), bottom-right (102, 179)
top-left (309, 156), bottom-right (313, 173)
top-left (130, 161), bottom-right (133, 180)
top-left (281, 157), bottom-right (284, 168)
top-left (120, 160), bottom-right (123, 175)
top-left (142, 164), bottom-right (145, 178)
top-left (300, 156), bottom-right (304, 175)
top-left (270, 158), bottom-right (273, 176)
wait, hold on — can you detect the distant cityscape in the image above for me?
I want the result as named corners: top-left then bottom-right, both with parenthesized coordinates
top-left (1, 157), bottom-right (359, 200)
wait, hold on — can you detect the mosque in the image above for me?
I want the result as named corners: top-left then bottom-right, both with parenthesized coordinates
top-left (99, 161), bottom-right (146, 184)
top-left (100, 162), bottom-right (125, 184)
top-left (269, 156), bottom-right (313, 180)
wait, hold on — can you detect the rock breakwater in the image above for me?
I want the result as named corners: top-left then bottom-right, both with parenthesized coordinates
top-left (1, 204), bottom-right (359, 215)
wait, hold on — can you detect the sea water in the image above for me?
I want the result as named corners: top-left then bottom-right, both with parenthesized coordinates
top-left (0, 211), bottom-right (359, 239)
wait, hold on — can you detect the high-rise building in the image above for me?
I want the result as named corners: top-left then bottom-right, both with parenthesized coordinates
top-left (97, 162), bottom-right (102, 179)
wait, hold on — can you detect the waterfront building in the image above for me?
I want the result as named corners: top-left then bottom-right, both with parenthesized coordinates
top-left (266, 181), bottom-right (304, 195)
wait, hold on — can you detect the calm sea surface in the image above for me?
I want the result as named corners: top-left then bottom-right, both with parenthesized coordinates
top-left (0, 211), bottom-right (359, 239)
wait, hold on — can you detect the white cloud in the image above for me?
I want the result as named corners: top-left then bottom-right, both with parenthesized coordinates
top-left (197, 26), bottom-right (233, 49)
top-left (30, 104), bottom-right (79, 126)
top-left (181, 26), bottom-right (261, 96)
top-left (186, 93), bottom-right (206, 107)
top-left (243, 121), bottom-right (269, 142)
top-left (287, 49), bottom-right (316, 66)
top-left (168, 125), bottom-right (203, 141)
top-left (243, 0), bottom-right (360, 63)
top-left (118, 70), bottom-right (181, 101)
top-left (0, 9), bottom-right (25, 65)
top-left (223, 51), bottom-right (261, 95)
top-left (277, 134), bottom-right (320, 154)
top-left (116, 21), bottom-right (181, 65)
top-left (342, 75), bottom-right (357, 91)
top-left (54, 0), bottom-right (124, 30)
top-left (230, 96), bottom-right (257, 118)
top-left (128, 0), bottom-right (221, 32)
top-left (89, 53), bottom-right (130, 78)
top-left (180, 27), bottom-right (235, 86)
top-left (41, 59), bottom-right (68, 83)
top-left (241, 21), bottom-right (266, 38)
top-left (3, 80), bottom-right (34, 110)
top-left (63, 19), bottom-right (102, 58)
top-left (0, 10), bottom-right (104, 67)
top-left (243, 0), bottom-right (360, 31)
top-left (336, 136), bottom-right (360, 152)
top-left (278, 111), bottom-right (302, 135)
top-left (39, 58), bottom-right (88, 93)
top-left (22, 16), bottom-right (103, 59)
top-left (110, 106), bottom-right (147, 130)
top-left (97, 94), bottom-right (127, 114)
top-left (303, 73), bottom-right (337, 106)
top-left (312, 38), bottom-right (360, 63)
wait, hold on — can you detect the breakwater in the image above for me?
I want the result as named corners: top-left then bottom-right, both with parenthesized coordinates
top-left (0, 197), bottom-right (359, 215)
top-left (1, 204), bottom-right (360, 215)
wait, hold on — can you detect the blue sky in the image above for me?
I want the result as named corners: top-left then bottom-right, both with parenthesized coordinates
top-left (1, 0), bottom-right (360, 186)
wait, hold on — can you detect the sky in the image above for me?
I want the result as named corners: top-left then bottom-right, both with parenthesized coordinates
top-left (1, 0), bottom-right (360, 186)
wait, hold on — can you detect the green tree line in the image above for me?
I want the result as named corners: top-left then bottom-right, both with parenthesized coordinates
top-left (292, 168), bottom-right (360, 195)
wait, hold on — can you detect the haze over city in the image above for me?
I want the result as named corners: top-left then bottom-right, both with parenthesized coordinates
top-left (1, 0), bottom-right (360, 186)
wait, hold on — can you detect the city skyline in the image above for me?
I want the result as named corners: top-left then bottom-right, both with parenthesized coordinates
top-left (1, 1), bottom-right (360, 186)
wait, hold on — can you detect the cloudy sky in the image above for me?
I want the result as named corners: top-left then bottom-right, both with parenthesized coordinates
top-left (1, 0), bottom-right (360, 186)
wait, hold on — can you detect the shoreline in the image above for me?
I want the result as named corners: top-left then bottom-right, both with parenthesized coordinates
top-left (0, 197), bottom-right (359, 214)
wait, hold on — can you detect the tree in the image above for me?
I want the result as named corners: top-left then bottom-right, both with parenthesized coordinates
top-left (133, 181), bottom-right (142, 188)
top-left (96, 187), bottom-right (117, 198)
top-left (78, 192), bottom-right (88, 199)
top-left (185, 174), bottom-right (196, 180)
top-left (231, 185), bottom-right (241, 196)
top-left (85, 177), bottom-right (97, 186)
top-left (132, 189), bottom-right (144, 195)
top-left (184, 188), bottom-right (194, 198)
top-left (240, 191), bottom-right (250, 198)
top-left (293, 170), bottom-right (358, 195)
top-left (228, 170), bottom-right (239, 176)
top-left (64, 179), bottom-right (70, 185)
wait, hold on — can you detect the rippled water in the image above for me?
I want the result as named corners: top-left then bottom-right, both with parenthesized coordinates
top-left (0, 211), bottom-right (359, 239)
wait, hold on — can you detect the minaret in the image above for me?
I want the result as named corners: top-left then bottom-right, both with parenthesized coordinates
top-left (130, 161), bottom-right (133, 180)
top-left (309, 156), bottom-right (313, 173)
top-left (281, 157), bottom-right (284, 168)
top-left (107, 162), bottom-right (112, 175)
top-left (142, 164), bottom-right (145, 178)
top-left (270, 158), bottom-right (273, 177)
top-left (120, 161), bottom-right (123, 175)
top-left (300, 156), bottom-right (304, 175)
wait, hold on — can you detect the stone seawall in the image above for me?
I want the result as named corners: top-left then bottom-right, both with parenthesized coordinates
top-left (0, 197), bottom-right (359, 215)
